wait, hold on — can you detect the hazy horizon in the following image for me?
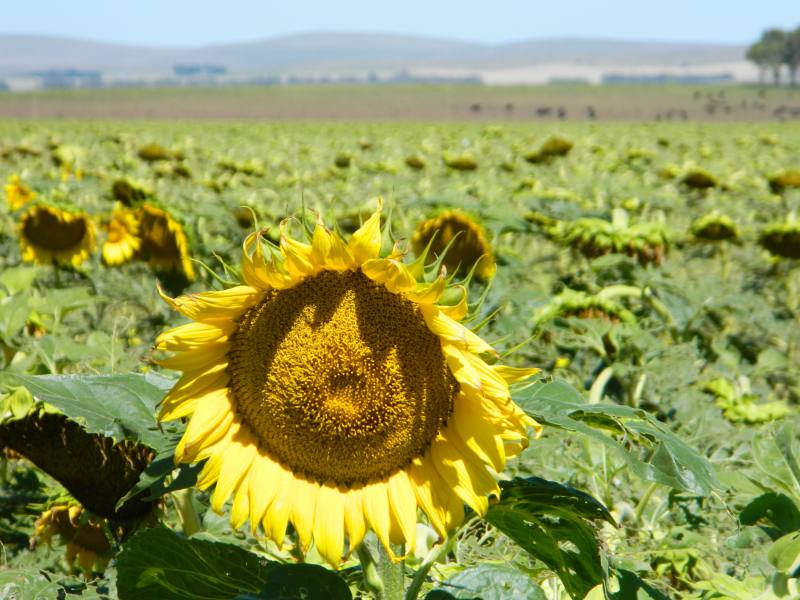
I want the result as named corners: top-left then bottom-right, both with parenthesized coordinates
top-left (2, 0), bottom-right (796, 48)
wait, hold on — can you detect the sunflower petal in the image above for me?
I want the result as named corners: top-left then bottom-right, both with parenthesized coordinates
top-left (314, 484), bottom-right (346, 565)
top-left (348, 199), bottom-right (383, 264)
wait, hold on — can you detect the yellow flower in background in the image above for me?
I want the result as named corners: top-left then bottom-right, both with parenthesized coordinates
top-left (19, 204), bottom-right (96, 268)
top-left (33, 504), bottom-right (111, 576)
top-left (102, 208), bottom-right (141, 267)
top-left (136, 204), bottom-right (194, 280)
top-left (4, 174), bottom-right (36, 210)
top-left (411, 210), bottom-right (496, 280)
top-left (155, 200), bottom-right (538, 567)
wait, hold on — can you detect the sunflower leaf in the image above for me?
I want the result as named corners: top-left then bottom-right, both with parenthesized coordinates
top-left (431, 563), bottom-right (546, 599)
top-left (116, 526), bottom-right (351, 600)
top-left (484, 477), bottom-right (613, 600)
top-left (14, 372), bottom-right (174, 451)
top-left (516, 379), bottom-right (716, 494)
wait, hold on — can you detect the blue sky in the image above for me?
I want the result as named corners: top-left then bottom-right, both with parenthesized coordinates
top-left (3, 0), bottom-right (797, 46)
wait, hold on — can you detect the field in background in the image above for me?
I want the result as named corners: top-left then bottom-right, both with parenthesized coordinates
top-left (0, 84), bottom-right (799, 120)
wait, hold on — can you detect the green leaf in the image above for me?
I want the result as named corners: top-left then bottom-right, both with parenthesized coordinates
top-left (516, 379), bottom-right (715, 494)
top-left (15, 373), bottom-right (173, 451)
top-left (768, 532), bottom-right (800, 574)
top-left (0, 569), bottom-right (61, 600)
top-left (608, 568), bottom-right (671, 600)
top-left (440, 563), bottom-right (546, 600)
top-left (752, 422), bottom-right (800, 501)
top-left (484, 477), bottom-right (614, 600)
top-left (739, 492), bottom-right (800, 538)
top-left (236, 564), bottom-right (353, 599)
top-left (116, 526), bottom-right (272, 600)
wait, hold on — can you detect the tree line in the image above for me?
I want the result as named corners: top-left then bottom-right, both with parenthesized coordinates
top-left (747, 27), bottom-right (800, 85)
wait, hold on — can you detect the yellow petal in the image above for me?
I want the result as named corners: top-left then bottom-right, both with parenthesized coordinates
top-left (280, 220), bottom-right (314, 278)
top-left (314, 484), bottom-right (346, 566)
top-left (420, 305), bottom-right (495, 355)
top-left (361, 258), bottom-right (417, 294)
top-left (158, 364), bottom-right (229, 421)
top-left (175, 388), bottom-right (235, 463)
top-left (211, 428), bottom-right (257, 513)
top-left (242, 231), bottom-right (274, 289)
top-left (155, 320), bottom-right (236, 351)
top-left (430, 433), bottom-right (497, 516)
top-left (248, 454), bottom-right (282, 534)
top-left (362, 481), bottom-right (393, 555)
top-left (231, 467), bottom-right (253, 529)
top-left (407, 460), bottom-right (448, 539)
top-left (344, 487), bottom-right (367, 552)
top-left (156, 341), bottom-right (230, 371)
top-left (348, 199), bottom-right (383, 264)
top-left (406, 276), bottom-right (446, 305)
top-left (451, 393), bottom-right (506, 473)
top-left (264, 468), bottom-right (293, 548)
top-left (159, 284), bottom-right (262, 322)
top-left (290, 477), bottom-right (319, 551)
top-left (439, 285), bottom-right (468, 321)
top-left (387, 470), bottom-right (418, 552)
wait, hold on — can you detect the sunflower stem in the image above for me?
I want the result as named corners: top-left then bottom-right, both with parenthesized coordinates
top-left (356, 543), bottom-right (385, 597)
top-left (404, 535), bottom-right (454, 600)
top-left (171, 488), bottom-right (202, 536)
top-left (377, 543), bottom-right (405, 600)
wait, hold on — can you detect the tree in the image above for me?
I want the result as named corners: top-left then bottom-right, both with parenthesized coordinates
top-left (785, 27), bottom-right (800, 86)
top-left (747, 29), bottom-right (788, 86)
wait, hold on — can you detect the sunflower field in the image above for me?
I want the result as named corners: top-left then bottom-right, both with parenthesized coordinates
top-left (1, 120), bottom-right (799, 600)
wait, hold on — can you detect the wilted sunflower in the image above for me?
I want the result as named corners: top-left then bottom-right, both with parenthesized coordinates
top-left (136, 204), bottom-right (195, 280)
top-left (34, 503), bottom-right (111, 576)
top-left (102, 208), bottom-right (141, 266)
top-left (18, 204), bottom-right (96, 268)
top-left (155, 201), bottom-right (538, 566)
top-left (4, 174), bottom-right (36, 210)
top-left (411, 210), bottom-right (496, 280)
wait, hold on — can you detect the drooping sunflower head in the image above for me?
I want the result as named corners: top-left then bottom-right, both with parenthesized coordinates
top-left (136, 204), bottom-right (195, 280)
top-left (102, 207), bottom-right (141, 267)
top-left (411, 210), bottom-right (496, 280)
top-left (758, 222), bottom-right (800, 259)
top-left (690, 214), bottom-right (740, 243)
top-left (18, 204), bottom-right (96, 268)
top-left (4, 174), bottom-right (36, 210)
top-left (33, 503), bottom-right (111, 576)
top-left (155, 200), bottom-right (538, 567)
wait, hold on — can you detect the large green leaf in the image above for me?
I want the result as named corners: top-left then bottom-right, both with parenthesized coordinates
top-left (435, 563), bottom-right (546, 600)
top-left (516, 380), bottom-right (715, 494)
top-left (234, 564), bottom-right (353, 599)
top-left (15, 373), bottom-right (174, 451)
top-left (484, 477), bottom-right (614, 600)
top-left (116, 526), bottom-right (351, 600)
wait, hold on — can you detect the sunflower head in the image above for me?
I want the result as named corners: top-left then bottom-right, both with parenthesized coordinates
top-left (155, 200), bottom-right (538, 567)
top-left (18, 204), bottom-right (96, 268)
top-left (758, 223), bottom-right (800, 259)
top-left (136, 204), bottom-right (195, 280)
top-left (4, 174), bottom-right (36, 210)
top-left (690, 214), bottom-right (740, 243)
top-left (33, 503), bottom-right (111, 576)
top-left (102, 207), bottom-right (141, 267)
top-left (411, 210), bottom-right (496, 280)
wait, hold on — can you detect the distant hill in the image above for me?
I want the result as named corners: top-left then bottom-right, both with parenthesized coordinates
top-left (0, 32), bottom-right (746, 77)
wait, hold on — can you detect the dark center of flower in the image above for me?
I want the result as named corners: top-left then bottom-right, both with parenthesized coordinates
top-left (227, 269), bottom-right (458, 486)
top-left (23, 209), bottom-right (88, 251)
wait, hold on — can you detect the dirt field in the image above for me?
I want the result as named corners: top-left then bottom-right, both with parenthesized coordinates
top-left (0, 84), bottom-right (799, 121)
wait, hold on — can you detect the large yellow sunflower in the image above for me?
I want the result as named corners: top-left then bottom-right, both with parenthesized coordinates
top-left (19, 204), bottom-right (96, 268)
top-left (411, 210), bottom-right (496, 280)
top-left (102, 207), bottom-right (141, 267)
top-left (136, 204), bottom-right (195, 280)
top-left (155, 200), bottom-right (538, 567)
top-left (4, 174), bottom-right (37, 210)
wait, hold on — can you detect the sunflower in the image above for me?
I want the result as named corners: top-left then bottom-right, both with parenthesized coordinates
top-left (411, 210), bottom-right (496, 280)
top-left (4, 174), bottom-right (36, 210)
top-left (34, 503), bottom-right (111, 576)
top-left (155, 200), bottom-right (538, 567)
top-left (102, 208), bottom-right (141, 266)
top-left (136, 204), bottom-right (195, 280)
top-left (18, 204), bottom-right (96, 268)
